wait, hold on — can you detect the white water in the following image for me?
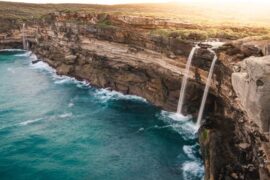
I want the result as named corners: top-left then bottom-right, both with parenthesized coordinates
top-left (157, 111), bottom-right (204, 178)
top-left (196, 50), bottom-right (218, 128)
top-left (177, 46), bottom-right (199, 114)
top-left (159, 111), bottom-right (196, 141)
top-left (22, 23), bottom-right (27, 50)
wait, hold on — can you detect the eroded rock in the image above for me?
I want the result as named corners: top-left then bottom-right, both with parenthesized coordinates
top-left (232, 55), bottom-right (270, 132)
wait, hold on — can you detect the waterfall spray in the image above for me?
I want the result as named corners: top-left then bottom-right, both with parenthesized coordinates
top-left (177, 45), bottom-right (199, 114)
top-left (196, 49), bottom-right (217, 127)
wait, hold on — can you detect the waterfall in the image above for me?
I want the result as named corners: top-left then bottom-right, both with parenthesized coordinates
top-left (196, 50), bottom-right (217, 127)
top-left (177, 46), bottom-right (199, 114)
top-left (22, 23), bottom-right (27, 50)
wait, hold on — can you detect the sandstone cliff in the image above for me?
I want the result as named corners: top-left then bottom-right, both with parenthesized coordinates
top-left (1, 12), bottom-right (270, 180)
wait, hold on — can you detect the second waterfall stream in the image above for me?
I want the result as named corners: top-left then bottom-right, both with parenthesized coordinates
top-left (22, 23), bottom-right (28, 50)
top-left (196, 50), bottom-right (217, 127)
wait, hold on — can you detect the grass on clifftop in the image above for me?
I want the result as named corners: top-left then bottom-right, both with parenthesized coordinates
top-left (1, 1), bottom-right (270, 26)
top-left (150, 28), bottom-right (270, 41)
top-left (0, 1), bottom-right (270, 40)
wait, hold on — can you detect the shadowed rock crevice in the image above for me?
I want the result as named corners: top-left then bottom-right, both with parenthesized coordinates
top-left (199, 114), bottom-right (267, 180)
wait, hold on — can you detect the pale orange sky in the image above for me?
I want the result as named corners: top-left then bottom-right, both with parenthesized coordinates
top-left (2, 0), bottom-right (270, 5)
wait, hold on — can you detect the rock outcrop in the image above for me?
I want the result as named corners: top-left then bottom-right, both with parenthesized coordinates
top-left (232, 55), bottom-right (270, 131)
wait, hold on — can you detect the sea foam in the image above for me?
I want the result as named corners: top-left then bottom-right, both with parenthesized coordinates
top-left (0, 49), bottom-right (26, 52)
top-left (58, 113), bottom-right (73, 118)
top-left (157, 110), bottom-right (204, 179)
top-left (19, 118), bottom-right (43, 126)
top-left (182, 161), bottom-right (204, 180)
top-left (183, 144), bottom-right (198, 160)
top-left (14, 51), bottom-right (31, 57)
top-left (158, 111), bottom-right (196, 140)
top-left (30, 61), bottom-right (55, 73)
top-left (93, 88), bottom-right (147, 103)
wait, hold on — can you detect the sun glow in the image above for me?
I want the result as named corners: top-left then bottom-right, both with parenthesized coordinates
top-left (2, 0), bottom-right (270, 5)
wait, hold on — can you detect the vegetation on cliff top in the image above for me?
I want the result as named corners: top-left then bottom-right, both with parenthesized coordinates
top-left (150, 27), bottom-right (270, 41)
top-left (0, 1), bottom-right (270, 40)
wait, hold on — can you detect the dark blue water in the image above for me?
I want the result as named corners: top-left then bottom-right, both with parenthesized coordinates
top-left (0, 50), bottom-right (203, 180)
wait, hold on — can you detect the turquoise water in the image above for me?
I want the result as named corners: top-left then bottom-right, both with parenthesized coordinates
top-left (0, 51), bottom-right (203, 180)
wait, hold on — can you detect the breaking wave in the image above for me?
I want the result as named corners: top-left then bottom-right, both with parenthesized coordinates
top-left (30, 61), bottom-right (55, 73)
top-left (93, 88), bottom-right (147, 103)
top-left (19, 118), bottom-right (43, 126)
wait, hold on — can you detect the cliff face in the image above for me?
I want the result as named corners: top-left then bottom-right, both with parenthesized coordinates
top-left (232, 56), bottom-right (270, 132)
top-left (1, 12), bottom-right (270, 180)
top-left (29, 13), bottom-right (214, 113)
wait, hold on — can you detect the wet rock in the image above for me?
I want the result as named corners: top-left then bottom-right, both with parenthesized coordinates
top-left (32, 59), bottom-right (41, 64)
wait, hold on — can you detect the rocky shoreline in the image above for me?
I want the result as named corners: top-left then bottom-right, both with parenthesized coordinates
top-left (1, 12), bottom-right (270, 180)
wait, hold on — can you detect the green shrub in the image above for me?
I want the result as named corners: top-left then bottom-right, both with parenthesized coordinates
top-left (150, 29), bottom-right (209, 40)
top-left (202, 129), bottom-right (209, 142)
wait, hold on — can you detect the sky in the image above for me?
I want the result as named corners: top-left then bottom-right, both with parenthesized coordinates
top-left (2, 0), bottom-right (270, 5)
top-left (2, 0), bottom-right (168, 4)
